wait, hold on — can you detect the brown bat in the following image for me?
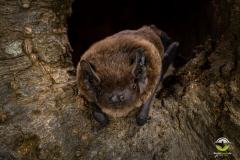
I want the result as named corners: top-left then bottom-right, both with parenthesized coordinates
top-left (77, 25), bottom-right (189, 133)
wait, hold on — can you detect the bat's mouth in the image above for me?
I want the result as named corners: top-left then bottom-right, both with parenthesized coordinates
top-left (102, 99), bottom-right (127, 108)
top-left (112, 103), bottom-right (126, 109)
top-left (109, 100), bottom-right (126, 105)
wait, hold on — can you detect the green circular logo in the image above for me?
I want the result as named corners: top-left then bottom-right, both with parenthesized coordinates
top-left (215, 137), bottom-right (230, 152)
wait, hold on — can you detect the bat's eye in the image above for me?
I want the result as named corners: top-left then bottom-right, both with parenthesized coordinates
top-left (99, 92), bottom-right (102, 95)
top-left (132, 84), bottom-right (136, 90)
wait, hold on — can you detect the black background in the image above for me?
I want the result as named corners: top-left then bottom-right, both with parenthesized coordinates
top-left (68, 0), bottom-right (217, 67)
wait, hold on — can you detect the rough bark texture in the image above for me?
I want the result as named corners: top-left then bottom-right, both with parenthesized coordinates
top-left (0, 0), bottom-right (239, 160)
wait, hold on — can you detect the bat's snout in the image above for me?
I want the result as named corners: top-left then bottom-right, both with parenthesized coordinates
top-left (109, 93), bottom-right (125, 103)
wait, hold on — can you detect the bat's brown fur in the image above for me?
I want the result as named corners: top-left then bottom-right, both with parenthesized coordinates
top-left (77, 26), bottom-right (164, 117)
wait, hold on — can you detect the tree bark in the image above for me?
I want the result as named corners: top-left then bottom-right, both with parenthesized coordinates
top-left (0, 0), bottom-right (239, 159)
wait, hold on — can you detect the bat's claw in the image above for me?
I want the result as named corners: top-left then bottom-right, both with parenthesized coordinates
top-left (136, 117), bottom-right (147, 126)
top-left (93, 127), bottom-right (99, 134)
top-left (93, 119), bottom-right (108, 134)
top-left (136, 116), bottom-right (151, 126)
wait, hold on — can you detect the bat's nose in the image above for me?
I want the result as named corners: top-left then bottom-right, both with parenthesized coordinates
top-left (110, 95), bottom-right (118, 103)
top-left (119, 95), bottom-right (124, 102)
top-left (110, 94), bottom-right (124, 103)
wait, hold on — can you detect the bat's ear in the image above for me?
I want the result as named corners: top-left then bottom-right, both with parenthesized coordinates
top-left (80, 60), bottom-right (101, 91)
top-left (132, 48), bottom-right (148, 94)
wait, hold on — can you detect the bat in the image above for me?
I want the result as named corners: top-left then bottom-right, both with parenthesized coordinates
top-left (77, 25), bottom-right (189, 133)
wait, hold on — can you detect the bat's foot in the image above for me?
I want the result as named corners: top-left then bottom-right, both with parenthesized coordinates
top-left (150, 24), bottom-right (172, 52)
top-left (91, 102), bottom-right (108, 134)
top-left (93, 119), bottom-right (108, 134)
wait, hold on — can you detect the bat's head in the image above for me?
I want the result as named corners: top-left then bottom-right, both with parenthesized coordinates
top-left (80, 48), bottom-right (148, 108)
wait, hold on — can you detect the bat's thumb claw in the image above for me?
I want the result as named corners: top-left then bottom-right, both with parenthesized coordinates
top-left (93, 127), bottom-right (99, 134)
top-left (136, 117), bottom-right (147, 126)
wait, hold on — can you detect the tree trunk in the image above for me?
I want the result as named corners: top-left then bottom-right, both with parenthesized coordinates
top-left (0, 0), bottom-right (239, 159)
